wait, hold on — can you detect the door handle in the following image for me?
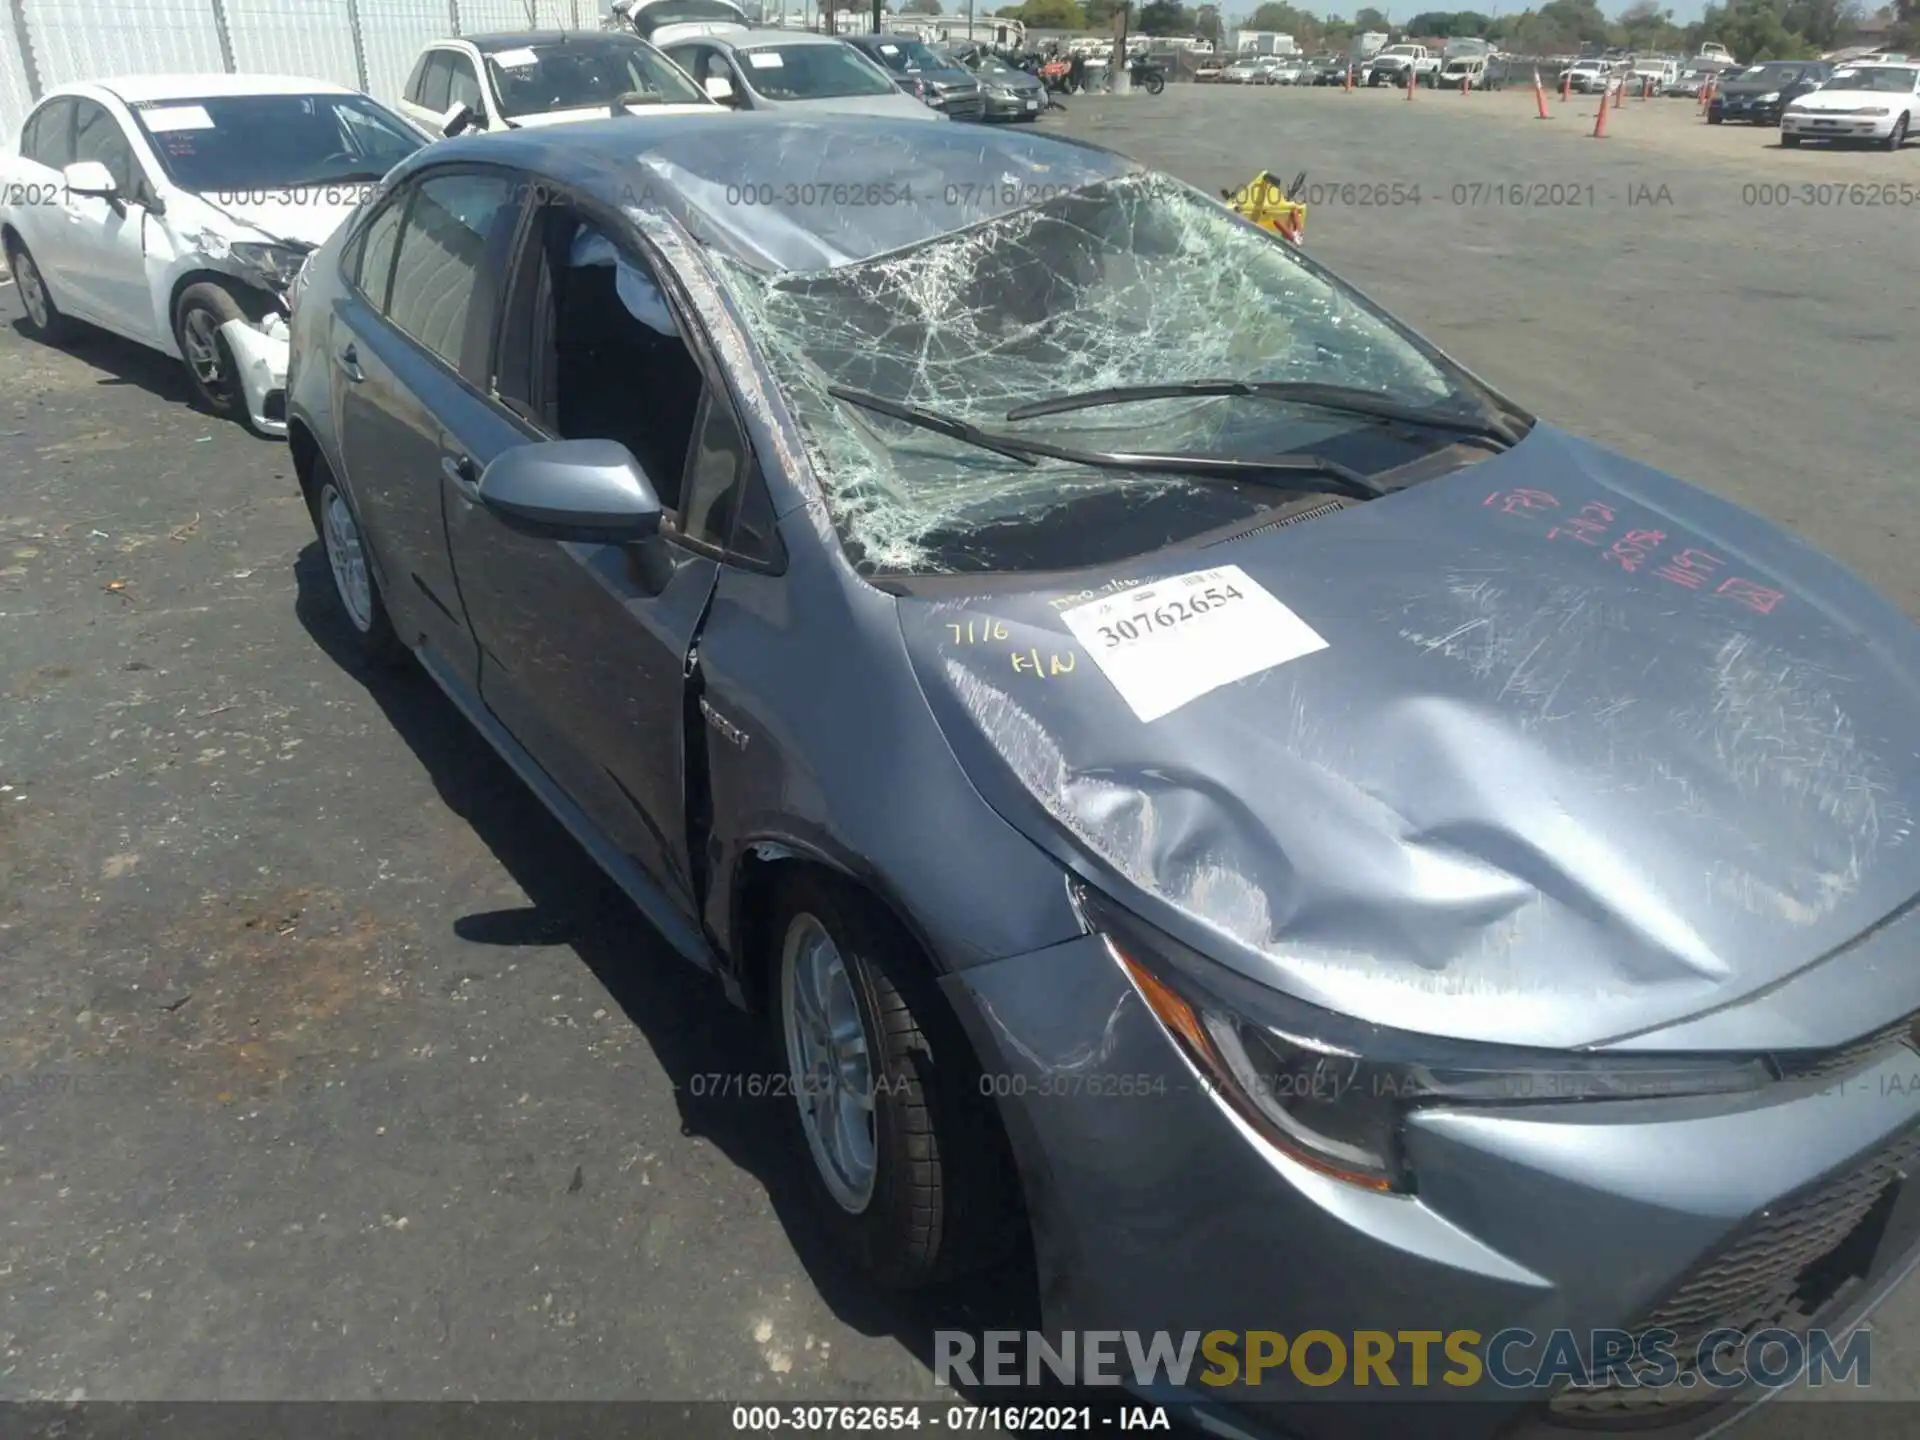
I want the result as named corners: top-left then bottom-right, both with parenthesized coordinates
top-left (441, 452), bottom-right (482, 500)
top-left (335, 343), bottom-right (363, 382)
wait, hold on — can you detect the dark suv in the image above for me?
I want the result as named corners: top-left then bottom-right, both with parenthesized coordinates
top-left (843, 34), bottom-right (985, 120)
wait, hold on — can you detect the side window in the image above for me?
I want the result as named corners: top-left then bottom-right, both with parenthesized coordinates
top-left (385, 171), bottom-right (519, 370)
top-left (71, 100), bottom-right (137, 194)
top-left (728, 465), bottom-right (783, 568)
top-left (501, 205), bottom-right (705, 515)
top-left (22, 100), bottom-right (74, 168)
top-left (448, 53), bottom-right (484, 113)
top-left (420, 52), bottom-right (455, 112)
top-left (348, 192), bottom-right (408, 311)
top-left (404, 53), bottom-right (431, 104)
top-left (680, 391), bottom-right (747, 550)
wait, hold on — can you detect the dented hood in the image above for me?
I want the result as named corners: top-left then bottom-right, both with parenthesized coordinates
top-left (900, 424), bottom-right (1920, 1049)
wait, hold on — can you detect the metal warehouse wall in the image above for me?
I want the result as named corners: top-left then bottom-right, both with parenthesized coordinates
top-left (1, 0), bottom-right (598, 137)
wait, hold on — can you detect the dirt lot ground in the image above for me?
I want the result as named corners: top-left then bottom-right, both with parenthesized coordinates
top-left (2, 82), bottom-right (1919, 1420)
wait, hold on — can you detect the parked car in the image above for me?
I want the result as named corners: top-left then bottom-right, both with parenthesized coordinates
top-left (660, 31), bottom-right (945, 119)
top-left (1781, 59), bottom-right (1920, 148)
top-left (1558, 59), bottom-right (1616, 93)
top-left (943, 42), bottom-right (1049, 120)
top-left (1265, 57), bottom-right (1313, 85)
top-left (395, 31), bottom-right (718, 135)
top-left (1671, 66), bottom-right (1719, 96)
top-left (1708, 58), bottom-right (1833, 124)
top-left (287, 110), bottom-right (1920, 1432)
top-left (843, 34), bottom-right (986, 120)
top-left (0, 73), bottom-right (427, 435)
top-left (1222, 56), bottom-right (1279, 83)
top-left (1307, 52), bottom-right (1350, 84)
top-left (1629, 56), bottom-right (1681, 92)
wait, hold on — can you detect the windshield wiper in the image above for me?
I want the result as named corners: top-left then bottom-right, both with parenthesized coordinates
top-left (827, 385), bottom-right (1385, 500)
top-left (1005, 379), bottom-right (1522, 449)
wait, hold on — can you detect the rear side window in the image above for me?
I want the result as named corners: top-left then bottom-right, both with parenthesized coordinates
top-left (385, 171), bottom-right (519, 370)
top-left (22, 98), bottom-right (75, 169)
top-left (420, 52), bottom-right (455, 112)
top-left (348, 193), bottom-right (408, 311)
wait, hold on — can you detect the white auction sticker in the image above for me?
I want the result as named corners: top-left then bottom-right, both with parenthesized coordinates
top-left (746, 50), bottom-right (785, 67)
top-left (490, 46), bottom-right (539, 67)
top-left (1057, 565), bottom-right (1327, 723)
top-left (141, 105), bottom-right (215, 132)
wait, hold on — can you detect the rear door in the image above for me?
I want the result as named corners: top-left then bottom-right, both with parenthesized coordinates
top-left (328, 166), bottom-right (527, 688)
top-left (6, 99), bottom-right (78, 309)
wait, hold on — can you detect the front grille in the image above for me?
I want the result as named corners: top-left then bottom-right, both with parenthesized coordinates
top-left (1547, 1122), bottom-right (1920, 1424)
top-left (944, 95), bottom-right (985, 119)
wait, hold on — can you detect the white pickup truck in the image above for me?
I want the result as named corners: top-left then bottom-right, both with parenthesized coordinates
top-left (1367, 43), bottom-right (1442, 86)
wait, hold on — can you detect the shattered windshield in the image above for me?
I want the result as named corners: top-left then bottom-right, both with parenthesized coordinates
top-left (716, 173), bottom-right (1491, 575)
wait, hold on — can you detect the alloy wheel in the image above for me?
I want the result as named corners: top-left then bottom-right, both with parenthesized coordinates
top-left (320, 483), bottom-right (375, 634)
top-left (782, 912), bottom-right (878, 1214)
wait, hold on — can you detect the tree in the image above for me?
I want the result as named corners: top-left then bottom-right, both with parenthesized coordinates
top-left (1001, 0), bottom-right (1084, 19)
top-left (1246, 0), bottom-right (1320, 39)
top-left (1195, 0), bottom-right (1223, 41)
top-left (1137, 0), bottom-right (1192, 28)
top-left (1352, 6), bottom-right (1390, 27)
top-left (901, 0), bottom-right (942, 11)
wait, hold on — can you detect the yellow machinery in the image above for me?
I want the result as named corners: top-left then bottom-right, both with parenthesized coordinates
top-left (1222, 170), bottom-right (1307, 244)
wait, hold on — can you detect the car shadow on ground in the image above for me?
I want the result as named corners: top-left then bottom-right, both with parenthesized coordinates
top-left (291, 541), bottom-right (1046, 1394)
top-left (4, 314), bottom-right (273, 437)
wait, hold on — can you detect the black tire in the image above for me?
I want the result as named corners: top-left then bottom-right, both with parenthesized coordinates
top-left (768, 872), bottom-right (1020, 1290)
top-left (304, 460), bottom-right (409, 670)
top-left (5, 237), bottom-right (73, 343)
top-left (1781, 132), bottom-right (1801, 147)
top-left (1144, 72), bottom-right (1164, 95)
top-left (1885, 114), bottom-right (1908, 151)
top-left (173, 280), bottom-right (258, 426)
top-left (1707, 111), bottom-right (1723, 124)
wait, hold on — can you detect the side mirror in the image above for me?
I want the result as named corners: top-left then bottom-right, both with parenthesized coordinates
top-left (477, 439), bottom-right (663, 544)
top-left (440, 101), bottom-right (479, 137)
top-left (704, 75), bottom-right (736, 102)
top-left (62, 160), bottom-right (118, 199)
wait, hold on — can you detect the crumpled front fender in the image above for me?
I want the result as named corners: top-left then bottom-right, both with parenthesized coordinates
top-left (217, 313), bottom-right (289, 438)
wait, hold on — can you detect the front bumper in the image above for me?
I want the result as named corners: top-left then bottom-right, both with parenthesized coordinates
top-left (981, 89), bottom-right (1046, 119)
top-left (945, 932), bottom-right (1920, 1438)
top-left (1783, 110), bottom-right (1898, 139)
top-left (1714, 98), bottom-right (1783, 123)
top-left (218, 314), bottom-right (290, 438)
top-left (932, 92), bottom-right (987, 121)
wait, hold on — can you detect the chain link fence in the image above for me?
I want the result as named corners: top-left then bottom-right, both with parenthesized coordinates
top-left (1, 0), bottom-right (601, 139)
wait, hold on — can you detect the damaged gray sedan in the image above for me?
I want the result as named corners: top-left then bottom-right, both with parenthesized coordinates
top-left (286, 114), bottom-right (1920, 1432)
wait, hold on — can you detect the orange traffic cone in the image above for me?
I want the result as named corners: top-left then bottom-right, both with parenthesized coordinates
top-left (1406, 66), bottom-right (1416, 99)
top-left (1533, 69), bottom-right (1550, 118)
top-left (1344, 62), bottom-right (1353, 91)
top-left (1560, 69), bottom-right (1571, 102)
top-left (1592, 85), bottom-right (1610, 136)
top-left (1612, 79), bottom-right (1625, 109)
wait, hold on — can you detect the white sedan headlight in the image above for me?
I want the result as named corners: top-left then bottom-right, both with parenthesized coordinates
top-left (1758, 90), bottom-right (1780, 101)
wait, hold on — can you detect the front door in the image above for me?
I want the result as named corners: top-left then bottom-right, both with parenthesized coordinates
top-left (442, 198), bottom-right (741, 911)
top-left (63, 100), bottom-right (156, 342)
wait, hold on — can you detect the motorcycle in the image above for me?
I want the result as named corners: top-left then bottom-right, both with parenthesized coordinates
top-left (1128, 53), bottom-right (1167, 94)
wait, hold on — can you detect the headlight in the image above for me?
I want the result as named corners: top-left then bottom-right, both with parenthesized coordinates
top-left (1759, 90), bottom-right (1780, 101)
top-left (285, 252), bottom-right (314, 316)
top-left (229, 241), bottom-right (311, 292)
top-left (1078, 885), bottom-right (1777, 1194)
top-left (1860, 105), bottom-right (1892, 116)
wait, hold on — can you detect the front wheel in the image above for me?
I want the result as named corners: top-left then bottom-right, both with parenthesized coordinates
top-left (1707, 111), bottom-right (1723, 124)
top-left (1143, 72), bottom-right (1165, 95)
top-left (1884, 114), bottom-right (1909, 151)
top-left (1781, 132), bottom-right (1801, 147)
top-left (173, 281), bottom-right (254, 425)
top-left (770, 874), bottom-right (1020, 1289)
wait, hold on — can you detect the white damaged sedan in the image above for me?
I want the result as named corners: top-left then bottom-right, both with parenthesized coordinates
top-left (1781, 60), bottom-right (1920, 148)
top-left (0, 74), bottom-right (429, 436)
